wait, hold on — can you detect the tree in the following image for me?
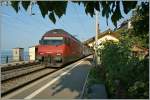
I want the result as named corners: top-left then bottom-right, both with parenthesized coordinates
top-left (2, 1), bottom-right (137, 26)
top-left (99, 36), bottom-right (149, 98)
top-left (131, 2), bottom-right (149, 48)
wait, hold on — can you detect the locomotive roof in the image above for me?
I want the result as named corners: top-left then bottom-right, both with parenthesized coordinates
top-left (44, 29), bottom-right (81, 43)
top-left (44, 29), bottom-right (67, 35)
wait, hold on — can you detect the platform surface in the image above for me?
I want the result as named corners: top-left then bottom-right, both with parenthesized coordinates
top-left (2, 56), bottom-right (93, 99)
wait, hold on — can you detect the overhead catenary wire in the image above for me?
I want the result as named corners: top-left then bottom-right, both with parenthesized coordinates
top-left (1, 12), bottom-right (46, 34)
top-left (1, 2), bottom-right (60, 34)
top-left (4, 1), bottom-right (52, 31)
top-left (2, 1), bottom-right (89, 42)
top-left (28, 2), bottom-right (53, 29)
top-left (0, 13), bottom-right (37, 34)
top-left (73, 4), bottom-right (88, 41)
top-left (75, 6), bottom-right (87, 33)
top-left (30, 1), bottom-right (66, 31)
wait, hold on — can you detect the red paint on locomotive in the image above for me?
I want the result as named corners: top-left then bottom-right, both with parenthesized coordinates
top-left (37, 29), bottom-right (83, 67)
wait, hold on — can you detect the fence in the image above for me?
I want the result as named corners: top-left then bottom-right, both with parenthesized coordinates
top-left (1, 55), bottom-right (30, 64)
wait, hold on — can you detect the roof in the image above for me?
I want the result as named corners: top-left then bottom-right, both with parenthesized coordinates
top-left (83, 29), bottom-right (120, 45)
top-left (28, 45), bottom-right (38, 48)
top-left (13, 47), bottom-right (24, 49)
top-left (44, 29), bottom-right (67, 35)
top-left (43, 29), bottom-right (81, 43)
top-left (132, 45), bottom-right (149, 52)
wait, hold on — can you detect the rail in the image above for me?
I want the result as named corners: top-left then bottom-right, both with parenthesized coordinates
top-left (1, 67), bottom-right (61, 96)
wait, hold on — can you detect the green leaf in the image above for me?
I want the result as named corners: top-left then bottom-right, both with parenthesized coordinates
top-left (39, 1), bottom-right (54, 11)
top-left (11, 1), bottom-right (20, 13)
top-left (52, 1), bottom-right (68, 18)
top-left (85, 2), bottom-right (95, 17)
top-left (81, 1), bottom-right (88, 7)
top-left (37, 1), bottom-right (49, 18)
top-left (100, 1), bottom-right (114, 25)
top-left (111, 2), bottom-right (116, 12)
top-left (111, 1), bottom-right (123, 27)
top-left (49, 12), bottom-right (56, 24)
top-left (94, 1), bottom-right (100, 11)
top-left (22, 1), bottom-right (30, 11)
top-left (122, 1), bottom-right (137, 14)
top-left (37, 1), bottom-right (67, 21)
top-left (9, 1), bottom-right (138, 26)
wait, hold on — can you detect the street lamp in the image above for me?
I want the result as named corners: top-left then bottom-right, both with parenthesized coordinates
top-left (95, 10), bottom-right (99, 67)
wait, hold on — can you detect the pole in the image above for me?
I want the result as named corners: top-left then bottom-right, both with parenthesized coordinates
top-left (95, 10), bottom-right (99, 67)
top-left (6, 56), bottom-right (8, 63)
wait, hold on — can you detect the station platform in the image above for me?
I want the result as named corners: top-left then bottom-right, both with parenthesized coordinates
top-left (3, 56), bottom-right (93, 99)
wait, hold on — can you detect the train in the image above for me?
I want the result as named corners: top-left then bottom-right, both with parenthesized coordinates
top-left (36, 29), bottom-right (92, 67)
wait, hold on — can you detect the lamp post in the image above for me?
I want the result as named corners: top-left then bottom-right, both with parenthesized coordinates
top-left (95, 10), bottom-right (99, 67)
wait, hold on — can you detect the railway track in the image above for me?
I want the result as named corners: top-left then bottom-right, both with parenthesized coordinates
top-left (1, 56), bottom-right (91, 96)
top-left (1, 61), bottom-right (40, 72)
top-left (1, 64), bottom-right (61, 96)
top-left (1, 64), bottom-right (45, 81)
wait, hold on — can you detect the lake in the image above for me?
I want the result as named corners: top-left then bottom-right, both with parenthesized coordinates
top-left (0, 50), bottom-right (29, 64)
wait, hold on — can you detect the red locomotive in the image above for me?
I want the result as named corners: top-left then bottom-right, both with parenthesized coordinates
top-left (37, 29), bottom-right (88, 67)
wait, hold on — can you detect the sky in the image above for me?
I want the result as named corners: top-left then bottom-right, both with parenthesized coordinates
top-left (0, 1), bottom-right (133, 51)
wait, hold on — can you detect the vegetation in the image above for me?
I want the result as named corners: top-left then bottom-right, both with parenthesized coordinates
top-left (99, 37), bottom-right (148, 98)
top-left (85, 66), bottom-right (105, 98)
top-left (1, 1), bottom-right (149, 98)
top-left (131, 2), bottom-right (149, 37)
top-left (131, 2), bottom-right (149, 48)
top-left (88, 67), bottom-right (104, 86)
top-left (6, 1), bottom-right (137, 26)
top-left (95, 2), bottom-right (149, 98)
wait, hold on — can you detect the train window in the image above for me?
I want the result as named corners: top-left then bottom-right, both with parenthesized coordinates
top-left (40, 37), bottom-right (64, 45)
top-left (65, 38), bottom-right (70, 45)
top-left (39, 40), bottom-right (43, 44)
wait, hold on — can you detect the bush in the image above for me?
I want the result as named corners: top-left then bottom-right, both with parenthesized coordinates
top-left (88, 67), bottom-right (104, 87)
top-left (98, 38), bottom-right (149, 98)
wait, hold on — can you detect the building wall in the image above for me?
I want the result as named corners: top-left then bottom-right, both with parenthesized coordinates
top-left (12, 48), bottom-right (24, 61)
top-left (88, 35), bottom-right (119, 48)
top-left (97, 35), bottom-right (119, 45)
top-left (29, 47), bottom-right (36, 61)
top-left (128, 21), bottom-right (133, 29)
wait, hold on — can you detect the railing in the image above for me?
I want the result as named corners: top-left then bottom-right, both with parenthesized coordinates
top-left (1, 55), bottom-right (30, 64)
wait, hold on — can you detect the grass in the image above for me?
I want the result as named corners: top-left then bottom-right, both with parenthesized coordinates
top-left (83, 66), bottom-right (106, 98)
top-left (87, 67), bottom-right (105, 87)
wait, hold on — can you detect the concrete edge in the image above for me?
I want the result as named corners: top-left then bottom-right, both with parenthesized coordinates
top-left (80, 69), bottom-right (90, 98)
top-left (80, 67), bottom-right (108, 99)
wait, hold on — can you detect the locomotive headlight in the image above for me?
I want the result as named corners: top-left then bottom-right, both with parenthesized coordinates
top-left (56, 53), bottom-right (61, 56)
top-left (40, 52), bottom-right (44, 54)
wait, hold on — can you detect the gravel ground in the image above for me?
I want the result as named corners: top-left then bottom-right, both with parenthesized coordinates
top-left (1, 68), bottom-right (57, 94)
top-left (1, 64), bottom-right (45, 81)
top-left (1, 61), bottom-right (39, 72)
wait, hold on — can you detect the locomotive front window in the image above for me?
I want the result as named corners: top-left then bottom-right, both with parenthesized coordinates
top-left (40, 37), bottom-right (64, 45)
